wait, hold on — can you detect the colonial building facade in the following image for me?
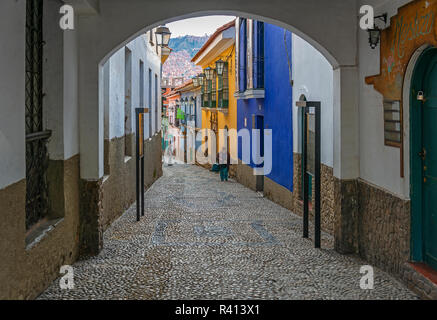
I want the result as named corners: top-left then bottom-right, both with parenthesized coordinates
top-left (233, 18), bottom-right (336, 233)
top-left (192, 21), bottom-right (237, 171)
top-left (178, 80), bottom-right (202, 164)
top-left (163, 89), bottom-right (181, 161)
top-left (234, 19), bottom-right (294, 194)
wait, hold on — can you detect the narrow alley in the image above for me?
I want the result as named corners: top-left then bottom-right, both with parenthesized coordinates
top-left (39, 164), bottom-right (416, 300)
top-left (5, 0), bottom-right (437, 302)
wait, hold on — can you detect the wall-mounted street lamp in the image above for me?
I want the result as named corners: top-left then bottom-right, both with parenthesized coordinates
top-left (368, 28), bottom-right (381, 49)
top-left (192, 76), bottom-right (199, 87)
top-left (155, 25), bottom-right (171, 47)
top-left (205, 67), bottom-right (215, 81)
top-left (192, 73), bottom-right (205, 87)
top-left (215, 59), bottom-right (225, 76)
top-left (368, 13), bottom-right (387, 49)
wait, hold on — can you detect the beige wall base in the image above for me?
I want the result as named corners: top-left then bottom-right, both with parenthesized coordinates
top-left (234, 162), bottom-right (259, 192)
top-left (0, 133), bottom-right (163, 299)
top-left (333, 177), bottom-right (411, 278)
top-left (102, 132), bottom-right (163, 231)
top-left (263, 177), bottom-right (294, 212)
top-left (0, 155), bottom-right (80, 300)
top-left (357, 179), bottom-right (410, 275)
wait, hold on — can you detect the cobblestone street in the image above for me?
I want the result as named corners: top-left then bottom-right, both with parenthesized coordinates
top-left (39, 164), bottom-right (417, 300)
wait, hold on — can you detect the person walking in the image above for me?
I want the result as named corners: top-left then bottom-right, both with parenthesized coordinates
top-left (219, 147), bottom-right (230, 182)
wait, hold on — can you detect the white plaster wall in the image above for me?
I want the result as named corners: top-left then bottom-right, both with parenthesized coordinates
top-left (0, 0), bottom-right (26, 189)
top-left (358, 0), bottom-right (412, 198)
top-left (103, 61), bottom-right (110, 140)
top-left (0, 0), bottom-right (79, 189)
top-left (292, 34), bottom-right (334, 167)
top-left (43, 1), bottom-right (80, 161)
top-left (108, 49), bottom-right (125, 139)
top-left (106, 34), bottom-right (161, 141)
top-left (43, 0), bottom-right (64, 160)
top-left (63, 27), bottom-right (80, 160)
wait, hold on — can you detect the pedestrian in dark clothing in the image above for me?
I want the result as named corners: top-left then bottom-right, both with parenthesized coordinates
top-left (219, 148), bottom-right (230, 181)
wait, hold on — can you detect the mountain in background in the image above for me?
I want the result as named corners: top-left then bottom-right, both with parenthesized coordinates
top-left (163, 35), bottom-right (210, 83)
top-left (168, 35), bottom-right (209, 58)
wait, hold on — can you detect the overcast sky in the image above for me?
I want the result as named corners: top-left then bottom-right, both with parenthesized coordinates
top-left (166, 16), bottom-right (235, 38)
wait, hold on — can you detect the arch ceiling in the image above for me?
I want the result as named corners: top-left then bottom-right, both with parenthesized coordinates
top-left (74, 0), bottom-right (358, 68)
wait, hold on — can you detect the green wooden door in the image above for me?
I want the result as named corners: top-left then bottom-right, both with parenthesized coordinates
top-left (422, 55), bottom-right (437, 270)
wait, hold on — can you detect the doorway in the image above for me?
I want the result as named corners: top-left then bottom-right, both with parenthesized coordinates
top-left (254, 114), bottom-right (264, 192)
top-left (411, 47), bottom-right (437, 271)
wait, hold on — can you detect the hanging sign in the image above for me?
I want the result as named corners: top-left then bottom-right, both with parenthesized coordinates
top-left (139, 113), bottom-right (144, 157)
top-left (176, 108), bottom-right (185, 120)
top-left (135, 107), bottom-right (148, 222)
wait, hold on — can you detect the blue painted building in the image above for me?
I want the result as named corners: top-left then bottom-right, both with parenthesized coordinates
top-left (235, 18), bottom-right (293, 192)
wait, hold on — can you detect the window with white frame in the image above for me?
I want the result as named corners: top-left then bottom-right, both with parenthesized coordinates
top-left (218, 62), bottom-right (229, 108)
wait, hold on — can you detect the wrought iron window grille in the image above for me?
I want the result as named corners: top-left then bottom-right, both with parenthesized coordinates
top-left (25, 0), bottom-right (51, 230)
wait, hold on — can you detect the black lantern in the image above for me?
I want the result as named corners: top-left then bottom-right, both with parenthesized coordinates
top-left (215, 59), bottom-right (225, 76)
top-left (205, 67), bottom-right (215, 81)
top-left (155, 25), bottom-right (171, 47)
top-left (368, 27), bottom-right (381, 49)
top-left (367, 13), bottom-right (387, 50)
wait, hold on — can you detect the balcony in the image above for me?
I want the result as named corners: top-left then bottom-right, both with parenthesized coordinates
top-left (234, 88), bottom-right (265, 99)
top-left (217, 98), bottom-right (229, 114)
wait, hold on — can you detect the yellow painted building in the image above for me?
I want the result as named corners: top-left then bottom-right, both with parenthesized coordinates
top-left (192, 20), bottom-right (237, 161)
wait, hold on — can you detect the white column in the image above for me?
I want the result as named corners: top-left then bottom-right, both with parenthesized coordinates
top-left (63, 27), bottom-right (80, 160)
top-left (78, 47), bottom-right (104, 180)
top-left (333, 66), bottom-right (359, 180)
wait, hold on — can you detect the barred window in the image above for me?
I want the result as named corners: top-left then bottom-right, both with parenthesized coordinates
top-left (206, 80), bottom-right (212, 107)
top-left (206, 74), bottom-right (217, 108)
top-left (254, 21), bottom-right (264, 89)
top-left (202, 81), bottom-right (208, 107)
top-left (239, 18), bottom-right (247, 92)
top-left (211, 72), bottom-right (217, 108)
top-left (218, 63), bottom-right (229, 108)
top-left (25, 0), bottom-right (50, 230)
top-left (207, 79), bottom-right (211, 107)
top-left (246, 19), bottom-right (253, 89)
